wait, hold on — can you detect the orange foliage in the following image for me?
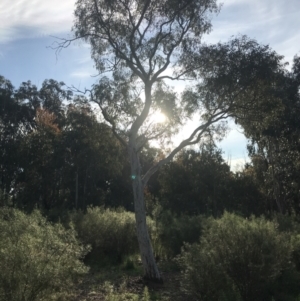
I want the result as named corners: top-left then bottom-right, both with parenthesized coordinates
top-left (35, 108), bottom-right (60, 133)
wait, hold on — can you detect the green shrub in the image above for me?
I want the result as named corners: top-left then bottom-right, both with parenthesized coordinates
top-left (151, 207), bottom-right (205, 259)
top-left (0, 207), bottom-right (89, 301)
top-left (71, 206), bottom-right (140, 263)
top-left (178, 212), bottom-right (293, 301)
top-left (272, 213), bottom-right (300, 233)
top-left (178, 242), bottom-right (240, 301)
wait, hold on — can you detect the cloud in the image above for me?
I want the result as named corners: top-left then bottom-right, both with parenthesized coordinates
top-left (2, 0), bottom-right (299, 63)
top-left (0, 0), bottom-right (75, 43)
top-left (205, 0), bottom-right (300, 64)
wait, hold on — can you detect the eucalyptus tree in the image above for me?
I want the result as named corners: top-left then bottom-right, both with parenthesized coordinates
top-left (62, 101), bottom-right (125, 210)
top-left (55, 0), bottom-right (285, 281)
top-left (242, 55), bottom-right (300, 213)
top-left (194, 38), bottom-right (300, 213)
top-left (0, 77), bottom-right (38, 198)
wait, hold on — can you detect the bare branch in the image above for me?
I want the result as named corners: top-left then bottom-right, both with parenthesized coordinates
top-left (92, 0), bottom-right (147, 81)
top-left (142, 111), bottom-right (230, 186)
top-left (49, 35), bottom-right (89, 59)
top-left (128, 0), bottom-right (152, 80)
top-left (151, 21), bottom-right (192, 83)
top-left (99, 106), bottom-right (128, 147)
top-left (136, 127), bottom-right (169, 152)
top-left (69, 85), bottom-right (128, 148)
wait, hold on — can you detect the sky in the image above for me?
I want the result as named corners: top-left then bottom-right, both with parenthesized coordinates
top-left (1, 0), bottom-right (300, 170)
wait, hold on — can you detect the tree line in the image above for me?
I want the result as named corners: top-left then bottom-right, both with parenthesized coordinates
top-left (1, 46), bottom-right (300, 216)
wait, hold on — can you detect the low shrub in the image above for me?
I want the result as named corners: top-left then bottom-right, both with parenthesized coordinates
top-left (178, 242), bottom-right (241, 301)
top-left (71, 206), bottom-right (140, 263)
top-left (270, 214), bottom-right (300, 300)
top-left (272, 213), bottom-right (300, 233)
top-left (178, 212), bottom-right (294, 301)
top-left (0, 207), bottom-right (89, 301)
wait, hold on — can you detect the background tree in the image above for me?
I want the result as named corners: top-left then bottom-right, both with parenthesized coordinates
top-left (244, 56), bottom-right (300, 213)
top-left (0, 77), bottom-right (37, 202)
top-left (17, 108), bottom-right (63, 210)
top-left (61, 101), bottom-right (125, 211)
top-left (157, 144), bottom-right (265, 217)
top-left (184, 36), bottom-right (300, 213)
top-left (197, 39), bottom-right (300, 213)
top-left (158, 144), bottom-right (230, 216)
top-left (0, 76), bottom-right (127, 214)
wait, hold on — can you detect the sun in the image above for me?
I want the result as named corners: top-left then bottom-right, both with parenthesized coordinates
top-left (153, 112), bottom-right (167, 123)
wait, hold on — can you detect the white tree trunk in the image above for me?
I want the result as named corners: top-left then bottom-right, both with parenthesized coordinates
top-left (128, 142), bottom-right (162, 282)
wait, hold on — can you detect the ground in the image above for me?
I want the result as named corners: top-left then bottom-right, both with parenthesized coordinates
top-left (74, 259), bottom-right (194, 301)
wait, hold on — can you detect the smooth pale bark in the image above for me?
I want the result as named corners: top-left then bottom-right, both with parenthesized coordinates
top-left (128, 140), bottom-right (162, 282)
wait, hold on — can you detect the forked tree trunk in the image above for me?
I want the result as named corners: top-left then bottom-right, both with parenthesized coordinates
top-left (128, 142), bottom-right (162, 282)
